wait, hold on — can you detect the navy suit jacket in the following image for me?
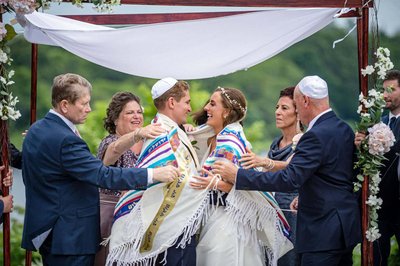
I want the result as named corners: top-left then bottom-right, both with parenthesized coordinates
top-left (236, 111), bottom-right (361, 253)
top-left (21, 112), bottom-right (148, 254)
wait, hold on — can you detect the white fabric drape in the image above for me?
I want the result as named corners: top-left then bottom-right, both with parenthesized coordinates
top-left (21, 8), bottom-right (340, 79)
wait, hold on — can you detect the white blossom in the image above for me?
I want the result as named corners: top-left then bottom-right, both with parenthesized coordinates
top-left (8, 70), bottom-right (15, 79)
top-left (357, 104), bottom-right (363, 114)
top-left (361, 113), bottom-right (370, 118)
top-left (371, 173), bottom-right (381, 184)
top-left (358, 92), bottom-right (364, 101)
top-left (366, 195), bottom-right (383, 207)
top-left (377, 68), bottom-right (387, 80)
top-left (369, 89), bottom-right (379, 98)
top-left (0, 49), bottom-right (8, 63)
top-left (9, 0), bottom-right (36, 15)
top-left (366, 227), bottom-right (381, 242)
top-left (361, 65), bottom-right (375, 76)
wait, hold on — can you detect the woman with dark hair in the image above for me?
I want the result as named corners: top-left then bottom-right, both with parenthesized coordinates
top-left (240, 86), bottom-right (302, 266)
top-left (189, 87), bottom-right (293, 266)
top-left (94, 91), bottom-right (164, 266)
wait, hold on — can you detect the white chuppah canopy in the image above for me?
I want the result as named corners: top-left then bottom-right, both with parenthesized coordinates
top-left (21, 8), bottom-right (341, 79)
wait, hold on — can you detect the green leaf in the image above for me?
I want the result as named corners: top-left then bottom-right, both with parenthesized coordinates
top-left (4, 24), bottom-right (17, 42)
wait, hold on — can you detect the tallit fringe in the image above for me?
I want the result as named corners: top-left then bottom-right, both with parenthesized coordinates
top-left (224, 189), bottom-right (290, 266)
top-left (100, 237), bottom-right (110, 247)
top-left (107, 191), bottom-right (211, 266)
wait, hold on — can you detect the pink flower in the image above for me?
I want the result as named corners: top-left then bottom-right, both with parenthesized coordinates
top-left (9, 0), bottom-right (36, 15)
top-left (367, 122), bottom-right (395, 156)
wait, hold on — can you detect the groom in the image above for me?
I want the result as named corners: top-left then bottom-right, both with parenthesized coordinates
top-left (214, 76), bottom-right (361, 266)
top-left (151, 77), bottom-right (200, 265)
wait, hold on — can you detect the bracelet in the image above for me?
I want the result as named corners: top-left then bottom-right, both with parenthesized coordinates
top-left (133, 128), bottom-right (144, 143)
top-left (264, 158), bottom-right (275, 171)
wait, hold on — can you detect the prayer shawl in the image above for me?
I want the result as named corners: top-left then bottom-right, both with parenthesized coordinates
top-left (107, 114), bottom-right (209, 265)
top-left (203, 123), bottom-right (293, 265)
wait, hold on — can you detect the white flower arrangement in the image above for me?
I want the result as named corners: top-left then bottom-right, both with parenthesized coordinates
top-left (40, 0), bottom-right (121, 12)
top-left (355, 47), bottom-right (395, 242)
top-left (0, 17), bottom-right (19, 121)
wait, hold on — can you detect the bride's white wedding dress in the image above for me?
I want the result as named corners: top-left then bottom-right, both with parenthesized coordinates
top-left (192, 123), bottom-right (293, 266)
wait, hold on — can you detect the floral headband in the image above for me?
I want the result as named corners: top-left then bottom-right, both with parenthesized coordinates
top-left (218, 86), bottom-right (247, 114)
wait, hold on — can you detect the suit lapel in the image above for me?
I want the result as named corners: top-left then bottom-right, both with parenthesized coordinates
top-left (382, 115), bottom-right (389, 125)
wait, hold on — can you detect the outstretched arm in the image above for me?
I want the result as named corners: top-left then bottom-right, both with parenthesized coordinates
top-left (214, 131), bottom-right (322, 192)
top-left (102, 123), bottom-right (165, 165)
top-left (239, 147), bottom-right (289, 171)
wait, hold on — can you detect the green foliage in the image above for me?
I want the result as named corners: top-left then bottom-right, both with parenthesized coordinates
top-left (389, 237), bottom-right (400, 265)
top-left (0, 206), bottom-right (42, 266)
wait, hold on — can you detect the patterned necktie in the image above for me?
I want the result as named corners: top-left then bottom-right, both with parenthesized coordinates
top-left (389, 117), bottom-right (397, 131)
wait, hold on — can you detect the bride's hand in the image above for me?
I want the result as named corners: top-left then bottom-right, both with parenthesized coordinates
top-left (189, 169), bottom-right (214, 190)
top-left (239, 147), bottom-right (265, 169)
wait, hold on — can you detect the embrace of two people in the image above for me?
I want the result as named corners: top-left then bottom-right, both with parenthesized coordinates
top-left (20, 73), bottom-right (364, 266)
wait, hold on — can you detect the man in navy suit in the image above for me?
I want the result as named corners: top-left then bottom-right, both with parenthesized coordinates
top-left (22, 73), bottom-right (180, 266)
top-left (213, 76), bottom-right (361, 266)
top-left (355, 69), bottom-right (400, 266)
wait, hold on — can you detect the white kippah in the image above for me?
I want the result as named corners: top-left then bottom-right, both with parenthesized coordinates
top-left (151, 77), bottom-right (178, 99)
top-left (298, 75), bottom-right (328, 99)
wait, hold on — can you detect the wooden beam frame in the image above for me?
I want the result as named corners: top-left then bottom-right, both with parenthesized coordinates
top-left (63, 11), bottom-right (253, 25)
top-left (63, 9), bottom-right (360, 25)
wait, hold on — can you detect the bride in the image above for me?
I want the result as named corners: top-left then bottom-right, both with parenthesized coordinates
top-left (188, 87), bottom-right (293, 266)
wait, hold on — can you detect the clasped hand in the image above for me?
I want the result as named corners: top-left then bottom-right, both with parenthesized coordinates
top-left (190, 169), bottom-right (215, 190)
top-left (153, 165), bottom-right (181, 183)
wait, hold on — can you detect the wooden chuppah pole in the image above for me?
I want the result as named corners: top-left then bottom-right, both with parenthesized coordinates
top-left (30, 44), bottom-right (38, 124)
top-left (24, 43), bottom-right (38, 266)
top-left (357, 2), bottom-right (372, 266)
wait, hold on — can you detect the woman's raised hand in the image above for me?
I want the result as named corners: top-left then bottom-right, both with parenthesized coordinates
top-left (239, 147), bottom-right (265, 169)
top-left (136, 123), bottom-right (165, 140)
